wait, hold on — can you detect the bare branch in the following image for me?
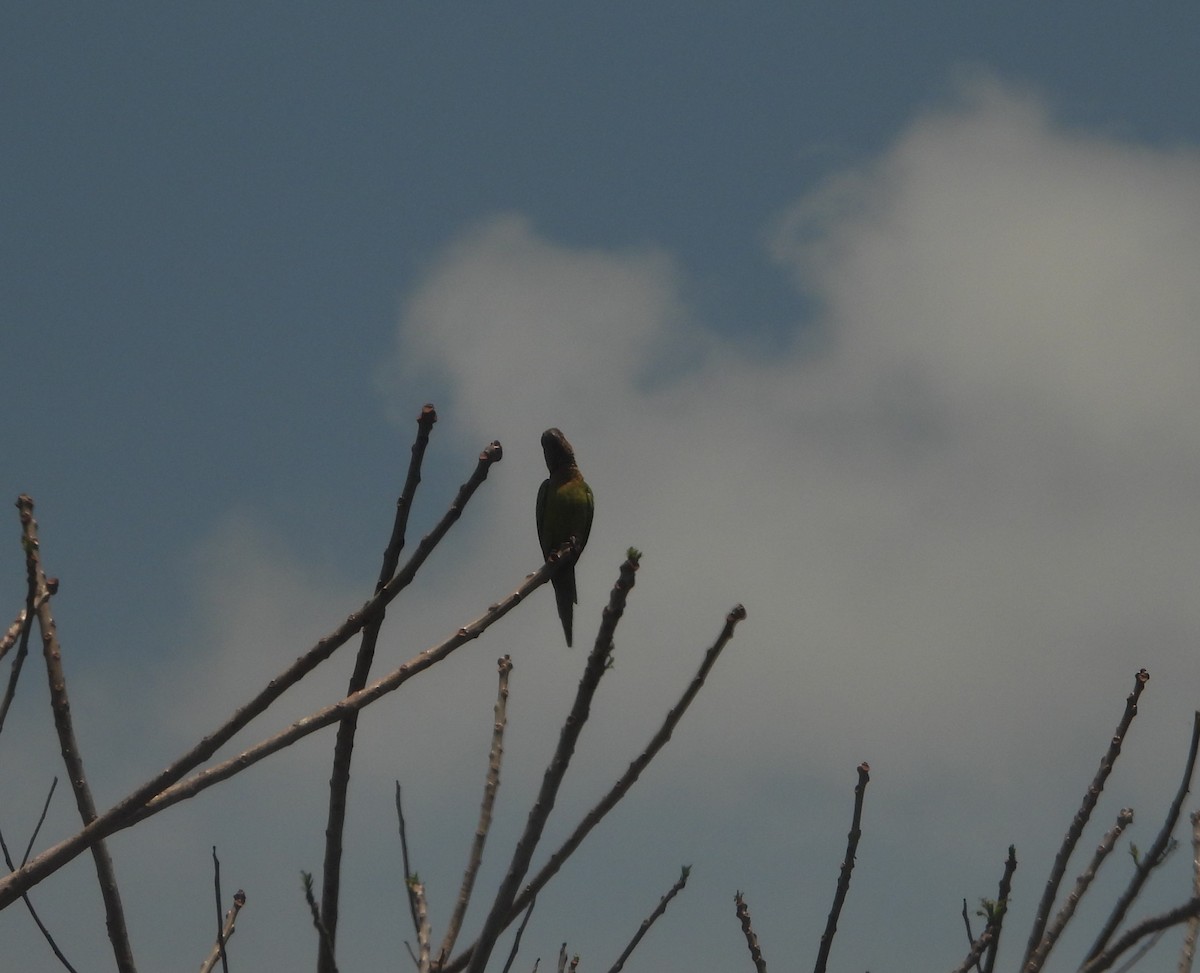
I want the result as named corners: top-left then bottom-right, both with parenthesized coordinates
top-left (497, 895), bottom-right (537, 973)
top-left (439, 655), bottom-right (513, 966)
top-left (303, 871), bottom-right (338, 973)
top-left (463, 552), bottom-right (641, 973)
top-left (319, 405), bottom-right (441, 971)
top-left (444, 602), bottom-right (747, 973)
top-left (1025, 808), bottom-right (1134, 972)
top-left (813, 761), bottom-right (870, 973)
top-left (983, 845), bottom-right (1017, 973)
top-left (605, 865), bottom-right (690, 973)
top-left (734, 891), bottom-right (768, 973)
top-left (211, 847), bottom-right (229, 973)
top-left (1020, 668), bottom-right (1150, 969)
top-left (0, 820), bottom-right (80, 973)
top-left (396, 783), bottom-right (422, 940)
top-left (1079, 897), bottom-right (1200, 973)
top-left (1086, 709), bottom-right (1200, 962)
top-left (20, 495), bottom-right (137, 973)
top-left (1178, 810), bottom-right (1200, 973)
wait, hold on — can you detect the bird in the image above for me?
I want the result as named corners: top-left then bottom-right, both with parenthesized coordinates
top-left (536, 428), bottom-right (595, 647)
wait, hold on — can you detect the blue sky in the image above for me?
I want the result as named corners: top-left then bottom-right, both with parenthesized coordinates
top-left (4, 5), bottom-right (1200, 971)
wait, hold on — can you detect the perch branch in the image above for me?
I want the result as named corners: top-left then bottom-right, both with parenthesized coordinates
top-left (199, 889), bottom-right (245, 973)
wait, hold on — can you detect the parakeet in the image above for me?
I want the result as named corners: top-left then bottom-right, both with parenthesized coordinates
top-left (536, 428), bottom-right (595, 647)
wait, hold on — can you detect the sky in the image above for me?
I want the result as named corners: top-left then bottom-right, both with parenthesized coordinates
top-left (3, 4), bottom-right (1200, 971)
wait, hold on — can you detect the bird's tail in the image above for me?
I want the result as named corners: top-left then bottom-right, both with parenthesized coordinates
top-left (553, 567), bottom-right (577, 647)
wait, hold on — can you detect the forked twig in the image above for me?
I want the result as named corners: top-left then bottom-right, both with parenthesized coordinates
top-left (444, 601), bottom-right (747, 973)
top-left (303, 871), bottom-right (338, 973)
top-left (1085, 710), bottom-right (1200, 962)
top-left (1020, 669), bottom-right (1150, 969)
top-left (0, 818), bottom-right (80, 973)
top-left (734, 890), bottom-right (768, 973)
top-left (982, 845), bottom-right (1017, 973)
top-left (1079, 897), bottom-right (1200, 973)
top-left (604, 865), bottom-right (690, 973)
top-left (1025, 808), bottom-right (1134, 972)
top-left (813, 761), bottom-right (870, 973)
top-left (463, 553), bottom-right (642, 973)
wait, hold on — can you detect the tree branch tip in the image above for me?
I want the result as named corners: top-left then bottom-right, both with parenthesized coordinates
top-left (480, 441), bottom-right (503, 463)
top-left (497, 655), bottom-right (513, 672)
top-left (728, 604), bottom-right (747, 623)
top-left (1135, 668), bottom-right (1149, 685)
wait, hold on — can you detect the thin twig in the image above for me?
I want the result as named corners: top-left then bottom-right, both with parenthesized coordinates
top-left (813, 761), bottom-right (870, 973)
top-left (1079, 897), bottom-right (1200, 973)
top-left (961, 898), bottom-right (982, 973)
top-left (318, 405), bottom-right (439, 973)
top-left (211, 847), bottom-right (229, 973)
top-left (396, 783), bottom-right (421, 940)
top-left (1025, 808), bottom-right (1134, 972)
top-left (303, 871), bottom-right (338, 973)
top-left (1178, 810), bottom-right (1200, 973)
top-left (0, 497), bottom-right (54, 734)
top-left (0, 821), bottom-right (80, 973)
top-left (734, 891), bottom-right (768, 973)
top-left (497, 895), bottom-right (537, 973)
top-left (605, 865), bottom-right (690, 973)
top-left (983, 845), bottom-right (1017, 973)
top-left (1020, 669), bottom-right (1150, 970)
top-left (21, 777), bottom-right (58, 866)
top-left (19, 496), bottom-right (137, 973)
top-left (199, 890), bottom-right (246, 973)
top-left (444, 601), bottom-right (747, 973)
top-left (463, 552), bottom-right (641, 973)
top-left (438, 655), bottom-right (513, 967)
top-left (1086, 710), bottom-right (1200, 962)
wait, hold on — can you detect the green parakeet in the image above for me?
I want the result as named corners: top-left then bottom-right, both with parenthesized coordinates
top-left (536, 428), bottom-right (595, 647)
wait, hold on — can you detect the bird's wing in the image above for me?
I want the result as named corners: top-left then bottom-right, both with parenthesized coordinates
top-left (536, 477), bottom-right (551, 556)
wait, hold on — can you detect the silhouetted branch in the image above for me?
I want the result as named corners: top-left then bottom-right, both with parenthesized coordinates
top-left (1021, 669), bottom-right (1150, 969)
top-left (734, 890), bottom-right (768, 973)
top-left (439, 655), bottom-right (513, 967)
top-left (0, 816), bottom-right (79, 973)
top-left (303, 871), bottom-right (338, 973)
top-left (210, 847), bottom-right (229, 973)
top-left (19, 496), bottom-right (137, 973)
top-left (319, 404), bottom-right (440, 972)
top-left (463, 552), bottom-right (641, 973)
top-left (983, 845), bottom-right (1017, 973)
top-left (1079, 897), bottom-right (1200, 973)
top-left (1025, 808), bottom-right (1134, 972)
top-left (444, 600), bottom-right (747, 973)
top-left (1179, 810), bottom-right (1200, 972)
top-left (604, 865), bottom-right (690, 973)
top-left (1086, 709), bottom-right (1200, 962)
top-left (813, 761), bottom-right (869, 973)
top-left (497, 895), bottom-right (537, 973)
top-left (396, 783), bottom-right (421, 940)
